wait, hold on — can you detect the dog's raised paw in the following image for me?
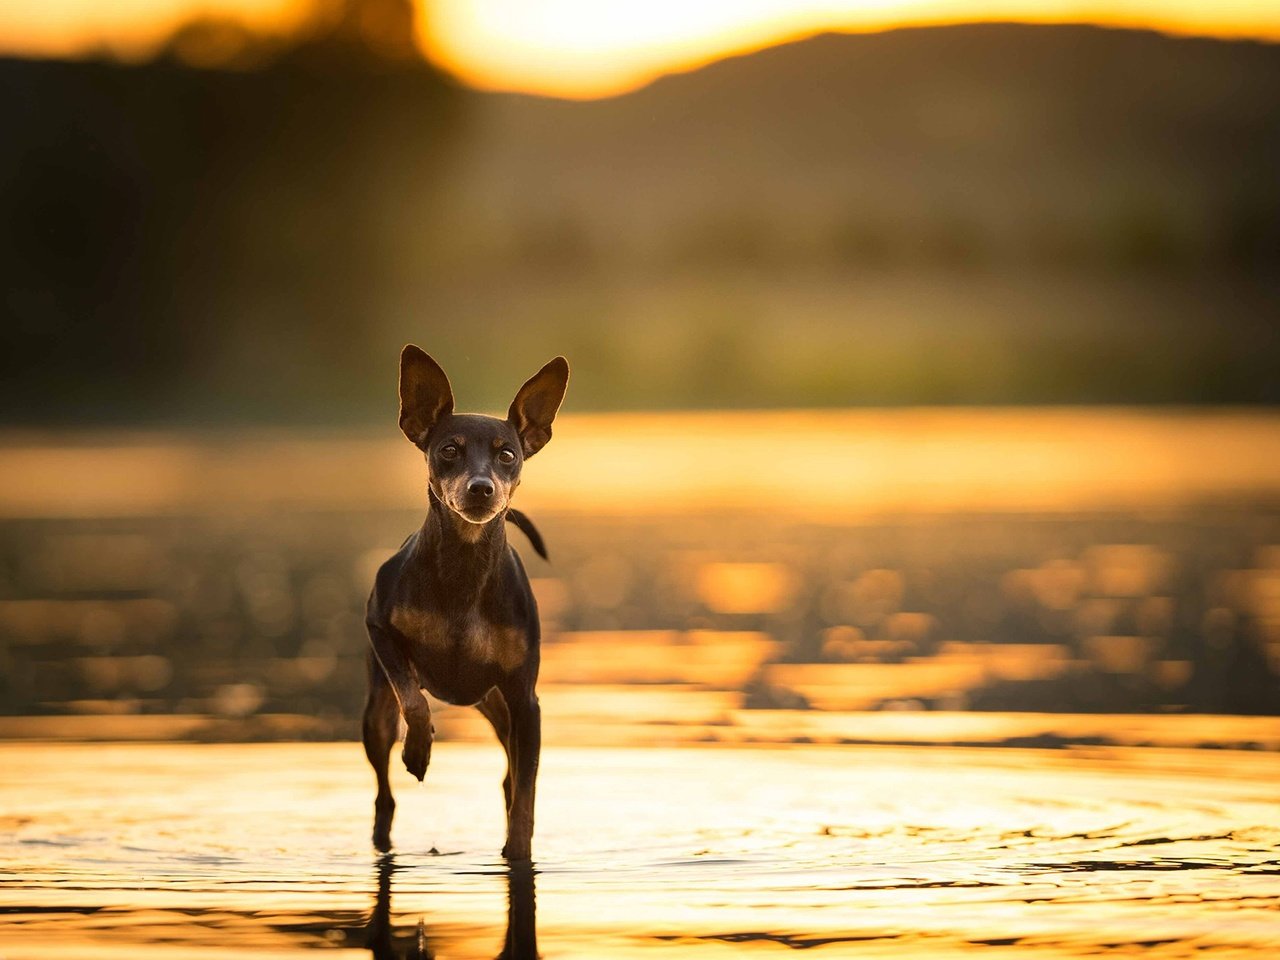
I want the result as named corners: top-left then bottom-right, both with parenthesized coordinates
top-left (402, 720), bottom-right (433, 781)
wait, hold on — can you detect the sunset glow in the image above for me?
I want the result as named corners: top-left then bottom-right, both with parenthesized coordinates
top-left (0, 0), bottom-right (304, 62)
top-left (424, 0), bottom-right (1280, 97)
top-left (1, 0), bottom-right (1279, 96)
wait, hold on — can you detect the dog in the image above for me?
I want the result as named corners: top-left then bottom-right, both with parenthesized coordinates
top-left (362, 345), bottom-right (568, 860)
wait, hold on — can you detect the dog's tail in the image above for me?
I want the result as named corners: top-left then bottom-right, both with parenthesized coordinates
top-left (506, 508), bottom-right (549, 561)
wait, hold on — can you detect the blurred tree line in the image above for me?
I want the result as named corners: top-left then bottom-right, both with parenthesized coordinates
top-left (2, 17), bottom-right (1279, 420)
top-left (0, 0), bottom-right (459, 423)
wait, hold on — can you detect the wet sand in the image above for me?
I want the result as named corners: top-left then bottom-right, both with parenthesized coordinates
top-left (2, 741), bottom-right (1277, 958)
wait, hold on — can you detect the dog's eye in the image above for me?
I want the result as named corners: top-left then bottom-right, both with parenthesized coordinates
top-left (497, 448), bottom-right (516, 465)
top-left (439, 444), bottom-right (460, 460)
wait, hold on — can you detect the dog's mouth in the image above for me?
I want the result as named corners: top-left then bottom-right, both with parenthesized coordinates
top-left (453, 498), bottom-right (504, 524)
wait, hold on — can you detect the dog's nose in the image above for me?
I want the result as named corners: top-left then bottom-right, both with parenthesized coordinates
top-left (468, 477), bottom-right (495, 498)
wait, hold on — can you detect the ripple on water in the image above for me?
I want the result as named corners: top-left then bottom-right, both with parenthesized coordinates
top-left (0, 741), bottom-right (1277, 958)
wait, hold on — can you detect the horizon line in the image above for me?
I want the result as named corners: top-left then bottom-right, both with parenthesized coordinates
top-left (422, 12), bottom-right (1280, 101)
top-left (3, 11), bottom-right (1279, 100)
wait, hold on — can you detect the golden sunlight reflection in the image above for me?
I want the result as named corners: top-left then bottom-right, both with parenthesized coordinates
top-left (536, 630), bottom-right (779, 686)
top-left (2, 741), bottom-right (1278, 957)
top-left (3, 408), bottom-right (1280, 957)
top-left (2, 409), bottom-right (1278, 518)
top-left (696, 562), bottom-right (796, 614)
top-left (2, 409), bottom-right (1280, 749)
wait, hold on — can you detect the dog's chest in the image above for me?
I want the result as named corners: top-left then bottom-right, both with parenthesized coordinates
top-left (395, 605), bottom-right (526, 674)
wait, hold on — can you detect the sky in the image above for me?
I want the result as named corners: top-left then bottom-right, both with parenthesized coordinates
top-left (2, 0), bottom-right (1279, 97)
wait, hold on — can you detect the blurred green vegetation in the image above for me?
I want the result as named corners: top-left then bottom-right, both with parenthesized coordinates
top-left (1, 17), bottom-right (1278, 422)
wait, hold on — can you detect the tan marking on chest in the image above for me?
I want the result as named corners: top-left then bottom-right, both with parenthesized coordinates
top-left (388, 607), bottom-right (449, 657)
top-left (461, 611), bottom-right (528, 672)
top-left (391, 606), bottom-right (526, 672)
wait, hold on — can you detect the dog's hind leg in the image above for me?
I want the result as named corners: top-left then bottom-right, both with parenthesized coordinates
top-left (476, 687), bottom-right (515, 815)
top-left (363, 651), bottom-right (399, 852)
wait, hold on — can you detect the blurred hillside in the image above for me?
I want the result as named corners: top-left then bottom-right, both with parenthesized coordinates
top-left (456, 24), bottom-right (1280, 268)
top-left (2, 20), bottom-right (1279, 421)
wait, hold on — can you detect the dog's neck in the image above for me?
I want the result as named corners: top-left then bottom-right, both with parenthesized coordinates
top-left (419, 489), bottom-right (508, 601)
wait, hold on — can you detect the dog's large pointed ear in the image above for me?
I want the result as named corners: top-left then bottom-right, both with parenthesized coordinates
top-left (399, 345), bottom-right (454, 446)
top-left (508, 357), bottom-right (569, 458)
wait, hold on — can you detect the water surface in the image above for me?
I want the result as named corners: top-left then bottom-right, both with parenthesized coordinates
top-left (2, 741), bottom-right (1277, 958)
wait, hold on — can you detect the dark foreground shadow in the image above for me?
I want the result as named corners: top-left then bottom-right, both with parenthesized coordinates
top-left (367, 856), bottom-right (538, 960)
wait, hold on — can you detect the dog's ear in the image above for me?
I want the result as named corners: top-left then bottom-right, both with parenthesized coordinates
top-left (399, 345), bottom-right (454, 446)
top-left (508, 356), bottom-right (569, 458)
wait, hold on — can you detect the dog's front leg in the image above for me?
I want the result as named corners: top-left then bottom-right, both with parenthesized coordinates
top-left (501, 688), bottom-right (541, 861)
top-left (368, 624), bottom-right (433, 781)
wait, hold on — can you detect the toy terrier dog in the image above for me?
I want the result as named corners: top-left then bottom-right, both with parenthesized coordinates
top-left (363, 346), bottom-right (568, 860)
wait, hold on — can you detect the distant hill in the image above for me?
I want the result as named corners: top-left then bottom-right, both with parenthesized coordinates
top-left (2, 22), bottom-right (1278, 420)
top-left (447, 23), bottom-right (1280, 264)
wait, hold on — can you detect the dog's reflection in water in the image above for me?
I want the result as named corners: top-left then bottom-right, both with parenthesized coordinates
top-left (366, 857), bottom-right (539, 960)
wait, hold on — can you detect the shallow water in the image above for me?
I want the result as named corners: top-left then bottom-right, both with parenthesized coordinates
top-left (2, 741), bottom-right (1278, 958)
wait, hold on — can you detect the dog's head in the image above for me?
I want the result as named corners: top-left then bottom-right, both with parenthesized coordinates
top-left (398, 345), bottom-right (569, 525)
